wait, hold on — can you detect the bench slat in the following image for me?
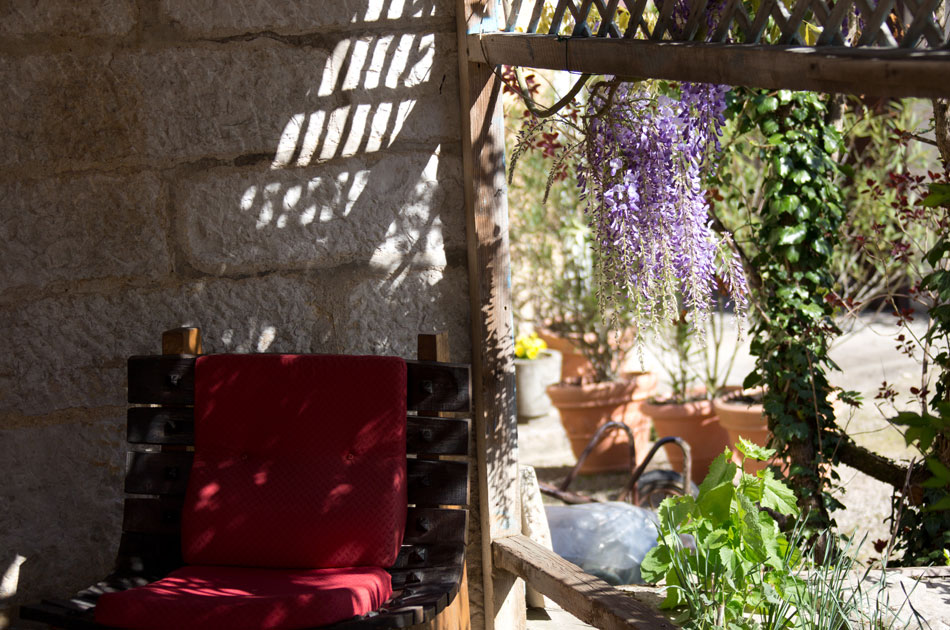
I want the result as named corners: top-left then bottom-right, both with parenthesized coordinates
top-left (127, 407), bottom-right (194, 445)
top-left (124, 454), bottom-right (468, 507)
top-left (128, 356), bottom-right (472, 413)
top-left (126, 409), bottom-right (470, 455)
top-left (406, 459), bottom-right (468, 507)
top-left (393, 544), bottom-right (465, 570)
top-left (124, 451), bottom-right (192, 496)
top-left (403, 507), bottom-right (467, 545)
top-left (407, 416), bottom-right (469, 456)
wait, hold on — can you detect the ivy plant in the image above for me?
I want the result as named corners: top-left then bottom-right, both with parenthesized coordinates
top-left (732, 89), bottom-right (847, 526)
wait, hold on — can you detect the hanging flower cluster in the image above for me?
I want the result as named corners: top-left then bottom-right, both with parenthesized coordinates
top-left (577, 80), bottom-right (748, 342)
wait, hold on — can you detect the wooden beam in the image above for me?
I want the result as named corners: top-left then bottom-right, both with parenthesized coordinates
top-left (456, 2), bottom-right (525, 630)
top-left (466, 32), bottom-right (950, 98)
top-left (492, 535), bottom-right (677, 630)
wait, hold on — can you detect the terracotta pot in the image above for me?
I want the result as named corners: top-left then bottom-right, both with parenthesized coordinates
top-left (514, 349), bottom-right (562, 421)
top-left (535, 331), bottom-right (592, 382)
top-left (642, 395), bottom-right (728, 484)
top-left (713, 387), bottom-right (771, 474)
top-left (546, 372), bottom-right (657, 473)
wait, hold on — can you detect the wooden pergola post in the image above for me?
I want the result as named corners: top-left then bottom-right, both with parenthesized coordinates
top-left (455, 1), bottom-right (525, 630)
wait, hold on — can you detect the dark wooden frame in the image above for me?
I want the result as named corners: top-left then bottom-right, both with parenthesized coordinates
top-left (20, 353), bottom-right (472, 630)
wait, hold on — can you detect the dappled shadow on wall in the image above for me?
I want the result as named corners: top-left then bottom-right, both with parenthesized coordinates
top-left (216, 29), bottom-right (462, 285)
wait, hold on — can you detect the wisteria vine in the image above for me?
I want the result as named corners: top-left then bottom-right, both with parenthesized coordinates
top-left (577, 80), bottom-right (748, 343)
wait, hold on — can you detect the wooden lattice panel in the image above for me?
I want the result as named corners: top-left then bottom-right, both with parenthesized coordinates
top-left (506, 0), bottom-right (949, 48)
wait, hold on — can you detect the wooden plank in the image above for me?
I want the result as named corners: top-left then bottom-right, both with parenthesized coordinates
top-left (408, 459), bottom-right (469, 507)
top-left (161, 327), bottom-right (202, 355)
top-left (408, 416), bottom-right (471, 456)
top-left (124, 451), bottom-right (193, 495)
top-left (127, 407), bottom-right (194, 445)
top-left (392, 566), bottom-right (465, 590)
top-left (129, 355), bottom-right (471, 412)
top-left (492, 535), bottom-right (676, 630)
top-left (128, 355), bottom-right (195, 405)
top-left (394, 544), bottom-right (467, 570)
top-left (407, 361), bottom-right (472, 413)
top-left (457, 2), bottom-right (525, 630)
top-left (114, 532), bottom-right (183, 576)
top-left (467, 32), bottom-right (950, 98)
top-left (404, 507), bottom-right (469, 545)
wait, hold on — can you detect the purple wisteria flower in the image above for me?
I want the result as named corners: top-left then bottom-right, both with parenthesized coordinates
top-left (578, 80), bottom-right (748, 343)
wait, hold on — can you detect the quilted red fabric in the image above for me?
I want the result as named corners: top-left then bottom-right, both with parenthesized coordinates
top-left (181, 353), bottom-right (408, 569)
top-left (94, 565), bottom-right (392, 630)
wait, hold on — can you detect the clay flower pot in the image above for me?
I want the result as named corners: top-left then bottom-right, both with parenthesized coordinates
top-left (546, 372), bottom-right (657, 474)
top-left (713, 387), bottom-right (771, 474)
top-left (514, 349), bottom-right (562, 421)
top-left (536, 331), bottom-right (592, 382)
top-left (642, 393), bottom-right (729, 484)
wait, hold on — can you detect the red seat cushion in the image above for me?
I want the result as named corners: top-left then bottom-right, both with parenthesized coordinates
top-left (181, 354), bottom-right (408, 569)
top-left (94, 565), bottom-right (392, 630)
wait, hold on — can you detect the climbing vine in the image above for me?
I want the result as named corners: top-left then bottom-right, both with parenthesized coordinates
top-left (729, 89), bottom-right (847, 525)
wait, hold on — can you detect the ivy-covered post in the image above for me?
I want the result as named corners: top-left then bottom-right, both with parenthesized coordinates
top-left (741, 90), bottom-right (846, 526)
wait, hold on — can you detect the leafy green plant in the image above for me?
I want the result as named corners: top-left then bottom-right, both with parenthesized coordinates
top-left (715, 88), bottom-right (847, 526)
top-left (641, 440), bottom-right (799, 625)
top-left (879, 226), bottom-right (950, 565)
top-left (642, 441), bottom-right (923, 630)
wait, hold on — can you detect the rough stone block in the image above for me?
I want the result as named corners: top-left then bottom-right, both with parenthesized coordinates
top-left (0, 173), bottom-right (171, 293)
top-left (338, 265), bottom-right (471, 362)
top-left (160, 0), bottom-right (455, 36)
top-left (1, 34), bottom-right (457, 169)
top-left (179, 151), bottom-right (465, 274)
top-left (0, 268), bottom-right (469, 416)
top-left (0, 413), bottom-right (125, 612)
top-left (0, 0), bottom-right (136, 38)
top-left (131, 36), bottom-right (458, 162)
top-left (0, 53), bottom-right (145, 168)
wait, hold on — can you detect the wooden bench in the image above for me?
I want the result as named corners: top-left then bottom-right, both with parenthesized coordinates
top-left (20, 329), bottom-right (471, 629)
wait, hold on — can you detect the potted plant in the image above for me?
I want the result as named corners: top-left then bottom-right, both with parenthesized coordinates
top-left (535, 216), bottom-right (656, 474)
top-left (712, 387), bottom-right (770, 474)
top-left (513, 332), bottom-right (562, 421)
top-left (642, 295), bottom-right (741, 483)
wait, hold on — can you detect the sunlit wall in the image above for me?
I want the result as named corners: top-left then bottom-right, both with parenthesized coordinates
top-left (0, 1), bottom-right (470, 624)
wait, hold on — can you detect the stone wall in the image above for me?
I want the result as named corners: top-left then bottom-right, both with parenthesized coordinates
top-left (0, 1), bottom-right (472, 625)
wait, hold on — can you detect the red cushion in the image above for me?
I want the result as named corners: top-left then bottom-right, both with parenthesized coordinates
top-left (181, 354), bottom-right (407, 569)
top-left (94, 565), bottom-right (392, 630)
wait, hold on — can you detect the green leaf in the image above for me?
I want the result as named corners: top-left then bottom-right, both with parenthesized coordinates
top-left (699, 451), bottom-right (739, 496)
top-left (791, 169), bottom-right (812, 185)
top-left (743, 373), bottom-right (762, 390)
top-left (759, 468), bottom-right (800, 516)
top-left (925, 495), bottom-right (950, 512)
top-left (736, 436), bottom-right (775, 461)
top-left (640, 545), bottom-right (671, 583)
top-left (757, 96), bottom-right (779, 114)
top-left (776, 224), bottom-right (807, 246)
top-left (699, 481), bottom-right (736, 524)
top-left (922, 183), bottom-right (950, 208)
top-left (774, 156), bottom-right (794, 178)
top-left (926, 457), bottom-right (950, 483)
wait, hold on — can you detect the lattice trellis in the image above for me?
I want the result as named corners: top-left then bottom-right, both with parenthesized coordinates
top-left (504, 0), bottom-right (950, 48)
